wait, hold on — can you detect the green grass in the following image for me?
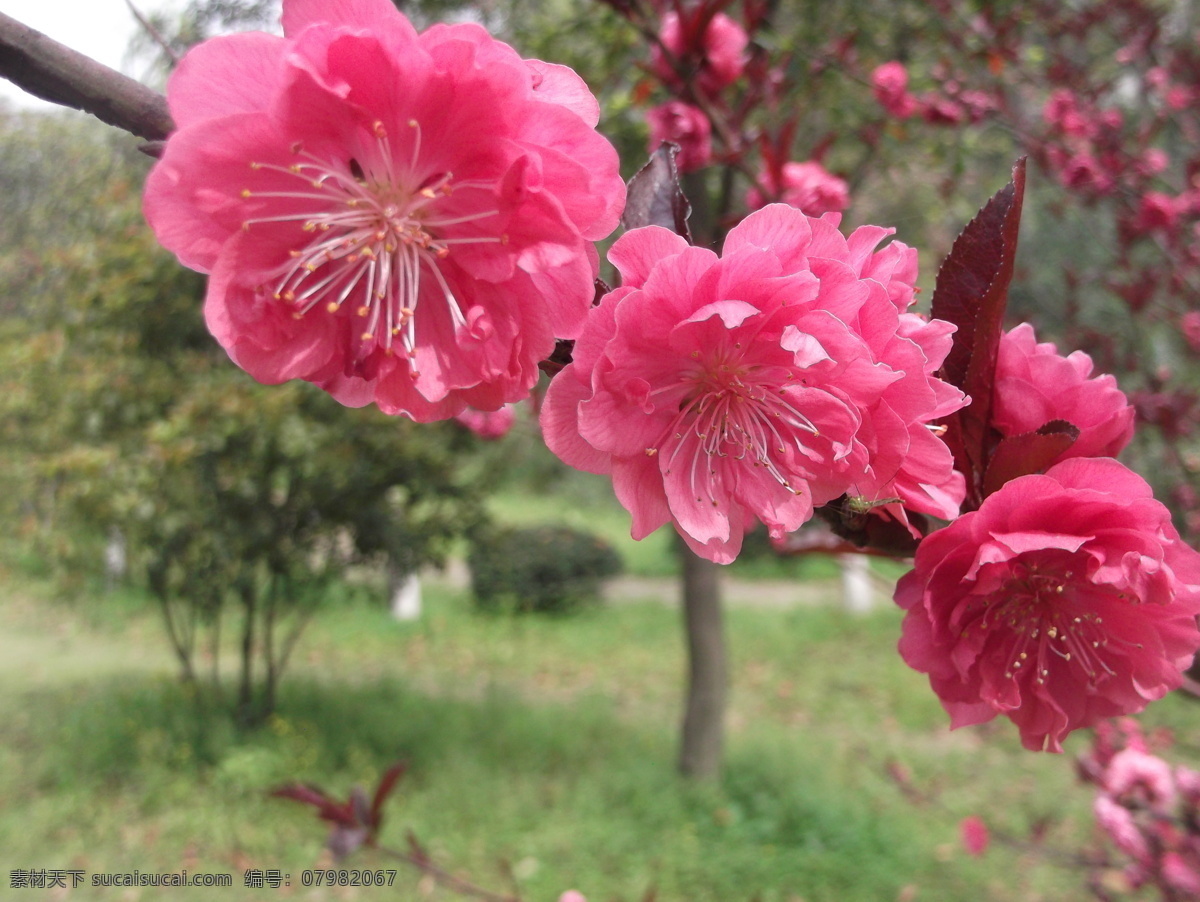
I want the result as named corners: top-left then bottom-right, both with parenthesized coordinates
top-left (4, 567), bottom-right (1190, 901)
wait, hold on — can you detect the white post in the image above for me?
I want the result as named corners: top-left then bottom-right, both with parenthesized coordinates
top-left (104, 525), bottom-right (126, 589)
top-left (391, 571), bottom-right (422, 621)
top-left (840, 553), bottom-right (873, 614)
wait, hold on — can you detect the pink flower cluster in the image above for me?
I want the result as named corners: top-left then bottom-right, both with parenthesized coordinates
top-left (646, 101), bottom-right (713, 173)
top-left (453, 403), bottom-right (517, 440)
top-left (642, 7), bottom-right (749, 176)
top-left (993, 323), bottom-right (1135, 462)
top-left (144, 0), bottom-right (624, 421)
top-left (651, 10), bottom-right (748, 98)
top-left (1039, 88), bottom-right (1193, 226)
top-left (896, 458), bottom-right (1200, 752)
top-left (870, 61), bottom-right (996, 126)
top-left (746, 161), bottom-right (850, 217)
top-left (1079, 718), bottom-right (1200, 895)
top-left (894, 321), bottom-right (1199, 752)
top-left (542, 204), bottom-right (966, 563)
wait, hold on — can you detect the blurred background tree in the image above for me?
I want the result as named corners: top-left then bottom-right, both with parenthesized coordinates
top-left (0, 110), bottom-right (489, 725)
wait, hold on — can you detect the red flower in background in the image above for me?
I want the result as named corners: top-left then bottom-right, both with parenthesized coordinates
top-left (992, 323), bottom-right (1135, 462)
top-left (746, 161), bottom-right (850, 216)
top-left (646, 101), bottom-right (712, 173)
top-left (1182, 312), bottom-right (1200, 354)
top-left (653, 10), bottom-right (748, 96)
top-left (959, 816), bottom-right (990, 857)
top-left (872, 62), bottom-right (918, 119)
top-left (454, 404), bottom-right (517, 439)
top-left (144, 0), bottom-right (624, 420)
top-left (896, 458), bottom-right (1200, 752)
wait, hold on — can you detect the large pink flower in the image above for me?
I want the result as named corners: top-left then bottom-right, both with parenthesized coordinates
top-left (993, 323), bottom-right (1135, 461)
top-left (541, 205), bottom-right (966, 563)
top-left (143, 0), bottom-right (624, 420)
top-left (896, 458), bottom-right (1200, 752)
top-left (747, 161), bottom-right (850, 216)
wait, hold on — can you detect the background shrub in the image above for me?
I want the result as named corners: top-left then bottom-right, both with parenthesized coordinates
top-left (468, 525), bottom-right (623, 614)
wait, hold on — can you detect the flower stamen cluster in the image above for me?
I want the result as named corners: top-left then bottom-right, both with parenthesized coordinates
top-left (238, 125), bottom-right (507, 369)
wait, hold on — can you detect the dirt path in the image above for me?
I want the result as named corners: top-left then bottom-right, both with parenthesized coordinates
top-left (431, 558), bottom-right (898, 610)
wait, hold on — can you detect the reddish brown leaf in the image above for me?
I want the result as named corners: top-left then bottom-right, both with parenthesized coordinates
top-left (369, 762), bottom-right (408, 833)
top-left (981, 419), bottom-right (1079, 497)
top-left (622, 143), bottom-right (692, 241)
top-left (932, 158), bottom-right (1027, 509)
top-left (270, 783), bottom-right (355, 825)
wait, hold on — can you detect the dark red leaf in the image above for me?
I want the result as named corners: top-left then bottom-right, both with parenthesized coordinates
top-left (622, 143), bottom-right (692, 241)
top-left (406, 829), bottom-right (430, 864)
top-left (981, 419), bottom-right (1079, 497)
top-left (932, 158), bottom-right (1027, 509)
top-left (369, 762), bottom-right (407, 833)
top-left (270, 783), bottom-right (333, 809)
top-left (271, 782), bottom-right (358, 829)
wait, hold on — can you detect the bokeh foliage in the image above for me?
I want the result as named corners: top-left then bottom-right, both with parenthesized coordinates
top-left (0, 109), bottom-right (489, 724)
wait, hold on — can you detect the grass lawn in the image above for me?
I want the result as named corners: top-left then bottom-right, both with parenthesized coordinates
top-left (3, 562), bottom-right (1194, 901)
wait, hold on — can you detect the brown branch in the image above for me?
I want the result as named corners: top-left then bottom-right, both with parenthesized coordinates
top-left (124, 0), bottom-right (180, 67)
top-left (0, 11), bottom-right (173, 141)
top-left (375, 833), bottom-right (519, 902)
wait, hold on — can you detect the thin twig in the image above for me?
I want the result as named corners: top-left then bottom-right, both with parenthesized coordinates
top-left (374, 834), bottom-right (519, 902)
top-left (0, 11), bottom-right (173, 141)
top-left (124, 0), bottom-right (180, 67)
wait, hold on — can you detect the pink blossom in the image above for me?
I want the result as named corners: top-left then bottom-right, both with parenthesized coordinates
top-left (746, 161), bottom-right (850, 216)
top-left (1146, 67), bottom-right (1171, 92)
top-left (1162, 852), bottom-right (1200, 894)
top-left (541, 205), bottom-right (966, 563)
top-left (645, 102), bottom-right (712, 173)
top-left (919, 95), bottom-right (966, 125)
top-left (896, 458), bottom-right (1200, 752)
top-left (454, 404), bottom-right (517, 439)
top-left (1043, 89), bottom-right (1093, 138)
top-left (1094, 795), bottom-right (1152, 862)
top-left (143, 0), bottom-right (624, 421)
top-left (1133, 192), bottom-right (1181, 234)
top-left (992, 323), bottom-right (1135, 463)
top-left (958, 90), bottom-right (997, 124)
top-left (557, 893), bottom-right (587, 902)
top-left (1175, 766), bottom-right (1200, 805)
top-left (1060, 153), bottom-right (1115, 194)
top-left (653, 10), bottom-right (748, 95)
top-left (1136, 148), bottom-right (1169, 177)
top-left (1098, 109), bottom-right (1124, 132)
top-left (1166, 86), bottom-right (1194, 111)
top-left (959, 816), bottom-right (990, 856)
top-left (1182, 312), bottom-right (1200, 354)
top-left (1106, 747), bottom-right (1177, 814)
top-left (871, 62), bottom-right (917, 119)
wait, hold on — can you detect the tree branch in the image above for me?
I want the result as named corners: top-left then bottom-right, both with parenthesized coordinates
top-left (0, 11), bottom-right (173, 141)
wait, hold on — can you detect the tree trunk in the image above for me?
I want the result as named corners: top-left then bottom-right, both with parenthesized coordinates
top-left (236, 583), bottom-right (256, 727)
top-left (677, 541), bottom-right (727, 779)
